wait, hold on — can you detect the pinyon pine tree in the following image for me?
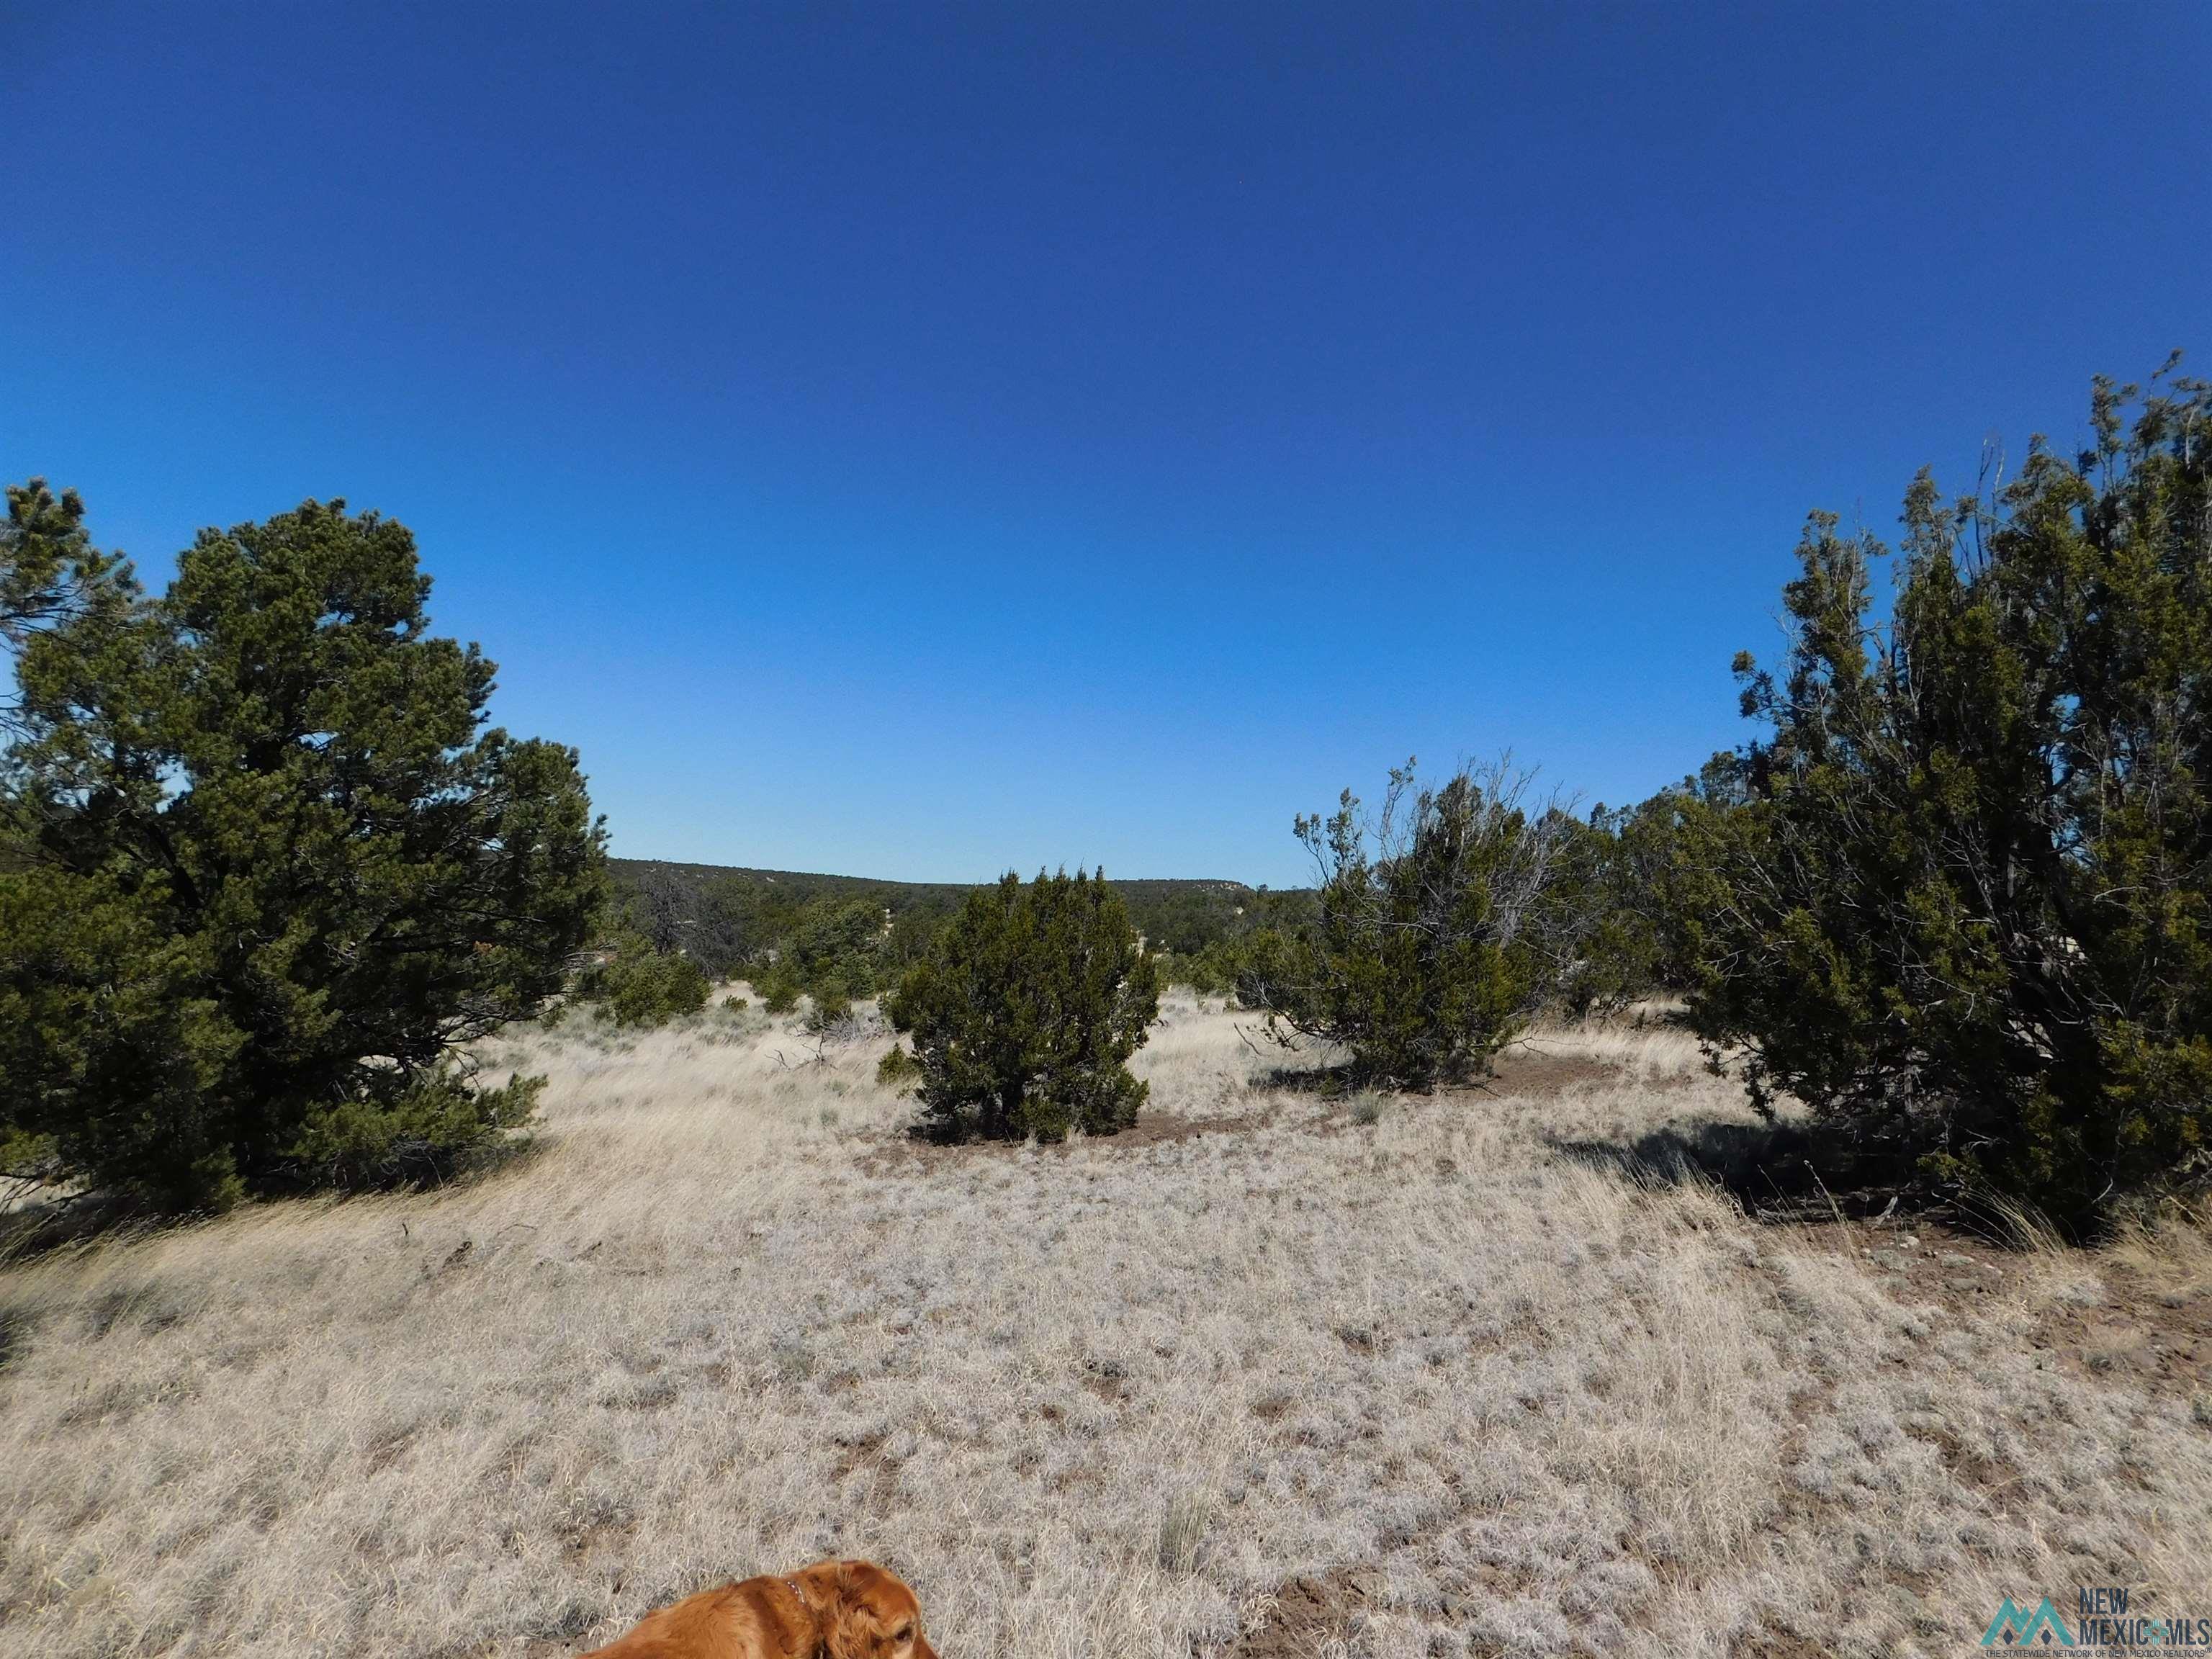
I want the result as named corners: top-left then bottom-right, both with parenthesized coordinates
top-left (0, 495), bottom-right (605, 1210)
top-left (2, 480), bottom-right (133, 732)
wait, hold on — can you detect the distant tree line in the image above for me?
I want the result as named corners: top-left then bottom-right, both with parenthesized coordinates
top-left (5, 359), bottom-right (2202, 1231)
top-left (601, 859), bottom-right (1296, 1014)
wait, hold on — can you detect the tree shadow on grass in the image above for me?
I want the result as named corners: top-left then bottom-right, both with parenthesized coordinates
top-left (1549, 1115), bottom-right (1927, 1223)
top-left (0, 1133), bottom-right (551, 1264)
top-left (0, 1308), bottom-right (28, 1374)
top-left (0, 1188), bottom-right (140, 1262)
top-left (1253, 1060), bottom-right (1359, 1096)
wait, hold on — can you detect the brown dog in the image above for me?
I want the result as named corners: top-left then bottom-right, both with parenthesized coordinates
top-left (577, 1558), bottom-right (938, 1659)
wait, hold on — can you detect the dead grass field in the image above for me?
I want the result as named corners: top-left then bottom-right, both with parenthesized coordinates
top-left (4, 994), bottom-right (2209, 1657)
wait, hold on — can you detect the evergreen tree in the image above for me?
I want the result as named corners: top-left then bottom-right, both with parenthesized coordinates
top-left (1691, 364), bottom-right (2212, 1226)
top-left (1241, 761), bottom-right (1584, 1088)
top-left (564, 932), bottom-right (711, 1029)
top-left (1, 480), bottom-right (134, 734)
top-left (884, 869), bottom-right (1159, 1141)
top-left (1558, 759), bottom-right (1748, 1015)
top-left (0, 495), bottom-right (605, 1210)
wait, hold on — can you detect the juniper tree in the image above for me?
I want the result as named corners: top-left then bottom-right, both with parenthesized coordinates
top-left (1690, 362), bottom-right (2212, 1227)
top-left (1240, 760), bottom-right (1586, 1088)
top-left (0, 495), bottom-right (605, 1210)
top-left (565, 931), bottom-right (711, 1029)
top-left (1556, 758), bottom-right (1749, 1015)
top-left (884, 868), bottom-right (1159, 1141)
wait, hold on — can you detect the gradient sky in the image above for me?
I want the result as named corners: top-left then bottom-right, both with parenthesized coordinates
top-left (6, 3), bottom-right (2207, 886)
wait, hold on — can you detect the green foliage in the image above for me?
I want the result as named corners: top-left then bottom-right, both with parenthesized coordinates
top-left (1114, 880), bottom-right (1259, 956)
top-left (780, 897), bottom-right (891, 996)
top-left (1154, 938), bottom-right (1244, 994)
top-left (1555, 760), bottom-right (1745, 1015)
top-left (621, 863), bottom-right (696, 958)
top-left (0, 1125), bottom-right (63, 1210)
top-left (287, 1070), bottom-right (544, 1189)
top-left (1542, 811), bottom-right (1647, 1017)
top-left (0, 493), bottom-right (604, 1212)
top-left (2, 480), bottom-right (135, 733)
top-left (1166, 943), bottom-right (1242, 1002)
top-left (692, 873), bottom-right (774, 974)
top-left (803, 980), bottom-right (855, 1032)
top-left (568, 934), bottom-right (710, 1028)
top-left (884, 869), bottom-right (1161, 1141)
top-left (1690, 364), bottom-right (2212, 1228)
top-left (876, 1043), bottom-right (921, 1092)
top-left (629, 868), bottom-right (914, 1002)
top-left (1243, 761), bottom-right (1588, 1089)
top-left (639, 867), bottom-right (945, 989)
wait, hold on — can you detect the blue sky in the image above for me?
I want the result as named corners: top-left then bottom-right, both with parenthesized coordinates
top-left (6, 3), bottom-right (2206, 886)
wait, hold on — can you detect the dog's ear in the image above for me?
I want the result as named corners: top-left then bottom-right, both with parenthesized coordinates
top-left (789, 1561), bottom-right (858, 1659)
top-left (796, 1557), bottom-right (845, 1637)
top-left (794, 1560), bottom-right (847, 1617)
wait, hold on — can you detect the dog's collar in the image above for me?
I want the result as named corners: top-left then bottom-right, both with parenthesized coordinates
top-left (785, 1575), bottom-right (811, 1612)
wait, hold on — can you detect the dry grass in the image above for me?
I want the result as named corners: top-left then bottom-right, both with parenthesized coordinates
top-left (4, 994), bottom-right (2208, 1658)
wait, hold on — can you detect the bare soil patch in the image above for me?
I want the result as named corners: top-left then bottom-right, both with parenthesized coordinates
top-left (1480, 1046), bottom-right (1629, 1098)
top-left (1228, 1568), bottom-right (1380, 1659)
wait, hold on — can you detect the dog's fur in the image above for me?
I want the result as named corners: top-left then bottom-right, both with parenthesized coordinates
top-left (577, 1559), bottom-right (937, 1659)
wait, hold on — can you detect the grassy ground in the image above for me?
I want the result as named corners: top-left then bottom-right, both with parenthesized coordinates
top-left (4, 994), bottom-right (2208, 1658)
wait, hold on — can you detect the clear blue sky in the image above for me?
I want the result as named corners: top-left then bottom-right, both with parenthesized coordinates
top-left (6, 4), bottom-right (2206, 886)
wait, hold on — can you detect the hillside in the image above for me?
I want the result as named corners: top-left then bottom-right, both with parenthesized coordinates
top-left (608, 858), bottom-right (1285, 957)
